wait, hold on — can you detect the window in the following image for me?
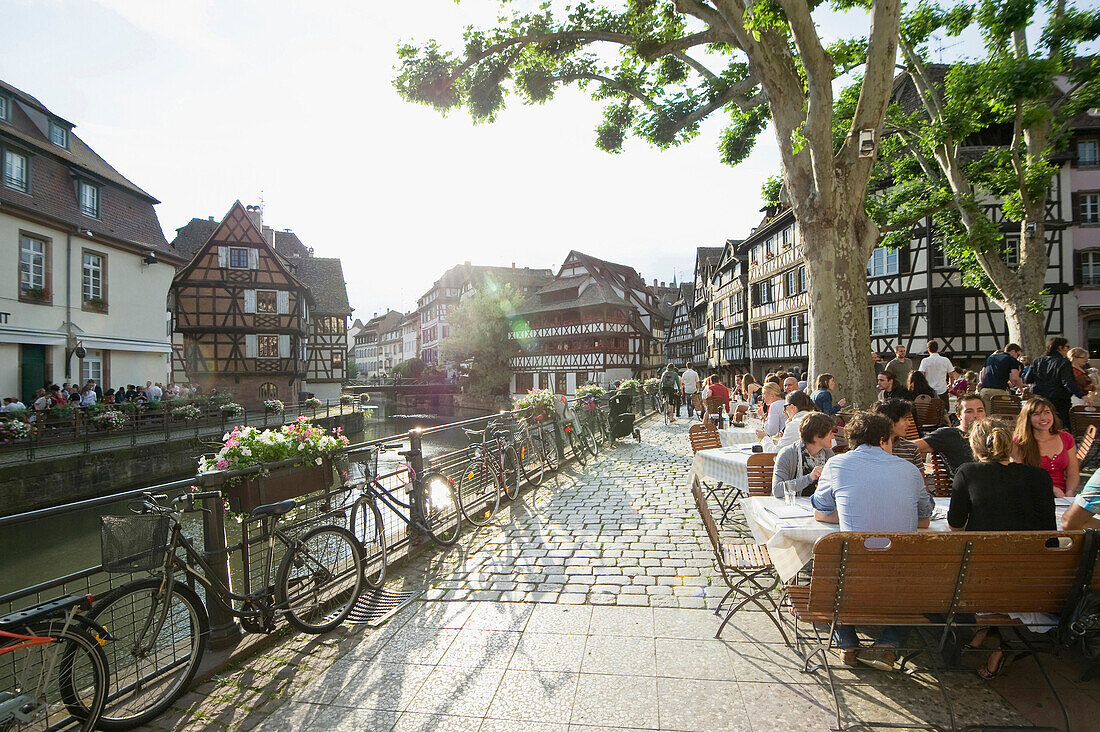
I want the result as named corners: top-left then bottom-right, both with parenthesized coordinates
top-left (931, 240), bottom-right (947, 269)
top-left (49, 123), bottom-right (68, 148)
top-left (259, 383), bottom-right (279, 399)
top-left (867, 248), bottom-right (899, 277)
top-left (1003, 236), bottom-right (1020, 269)
top-left (575, 371), bottom-right (588, 388)
top-left (538, 373), bottom-right (550, 390)
top-left (766, 320), bottom-right (786, 346)
top-left (332, 351), bottom-right (344, 370)
top-left (257, 335), bottom-right (279, 358)
top-left (516, 373), bottom-right (534, 392)
top-left (81, 353), bottom-right (102, 384)
top-left (256, 290), bottom-right (277, 313)
top-left (758, 279), bottom-right (773, 304)
top-left (1082, 193), bottom-right (1100, 225)
top-left (870, 303), bottom-right (899, 336)
top-left (1082, 252), bottom-right (1100, 286)
top-left (82, 251), bottom-right (105, 306)
top-left (789, 314), bottom-right (804, 344)
top-left (798, 266), bottom-right (807, 293)
top-left (1079, 140), bottom-right (1099, 167)
top-left (3, 149), bottom-right (28, 192)
top-left (0, 94), bottom-right (9, 121)
top-left (20, 235), bottom-right (47, 295)
top-left (78, 181), bottom-right (99, 218)
top-left (229, 247), bottom-right (249, 268)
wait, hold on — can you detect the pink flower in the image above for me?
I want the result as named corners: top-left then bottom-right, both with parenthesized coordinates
top-left (216, 459), bottom-right (229, 470)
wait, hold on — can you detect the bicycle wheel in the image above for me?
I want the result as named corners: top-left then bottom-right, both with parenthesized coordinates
top-left (540, 430), bottom-right (559, 472)
top-left (516, 437), bottom-right (544, 487)
top-left (582, 424), bottom-right (600, 458)
top-left (88, 577), bottom-right (208, 729)
top-left (502, 445), bottom-right (521, 500)
top-left (457, 458), bottom-right (500, 527)
top-left (566, 429), bottom-right (586, 467)
top-left (277, 524), bottom-right (364, 634)
top-left (350, 498), bottom-right (387, 590)
top-left (1, 619), bottom-right (109, 732)
top-left (418, 471), bottom-right (461, 545)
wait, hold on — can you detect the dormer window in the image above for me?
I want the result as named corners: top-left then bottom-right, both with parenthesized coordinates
top-left (78, 180), bottom-right (99, 218)
top-left (49, 122), bottom-right (69, 149)
top-left (2, 149), bottom-right (28, 192)
top-left (0, 94), bottom-right (9, 122)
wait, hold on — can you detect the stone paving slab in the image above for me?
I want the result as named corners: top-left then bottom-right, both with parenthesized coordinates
top-left (137, 418), bottom-right (1094, 730)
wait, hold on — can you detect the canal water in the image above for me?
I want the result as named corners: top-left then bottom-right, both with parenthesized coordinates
top-left (0, 395), bottom-right (490, 599)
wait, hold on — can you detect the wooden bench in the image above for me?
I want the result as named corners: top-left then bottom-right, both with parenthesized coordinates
top-left (1077, 424), bottom-right (1099, 473)
top-left (786, 530), bottom-right (1098, 731)
top-left (924, 452), bottom-right (953, 498)
top-left (913, 394), bottom-right (946, 435)
top-left (1071, 406), bottom-right (1100, 440)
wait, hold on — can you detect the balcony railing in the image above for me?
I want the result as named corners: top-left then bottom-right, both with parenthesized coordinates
top-left (748, 245), bottom-right (803, 281)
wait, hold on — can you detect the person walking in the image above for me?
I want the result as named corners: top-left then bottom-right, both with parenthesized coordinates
top-left (680, 362), bottom-right (700, 418)
top-left (918, 340), bottom-right (956, 412)
top-left (1024, 337), bottom-right (1090, 429)
top-left (659, 364), bottom-right (681, 424)
top-left (884, 344), bottom-right (913, 387)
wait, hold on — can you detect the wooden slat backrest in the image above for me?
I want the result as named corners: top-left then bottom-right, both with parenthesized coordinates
top-left (1077, 424), bottom-right (1097, 463)
top-left (990, 394), bottom-right (1022, 419)
top-left (904, 420), bottom-right (920, 442)
top-left (688, 423), bottom-right (722, 454)
top-left (691, 479), bottom-right (723, 557)
top-left (746, 452), bottom-right (776, 497)
top-left (913, 395), bottom-right (945, 430)
top-left (925, 453), bottom-right (954, 498)
top-left (1071, 407), bottom-right (1100, 439)
top-left (703, 396), bottom-right (726, 414)
top-left (804, 531), bottom-right (1096, 620)
top-left (734, 404), bottom-right (749, 421)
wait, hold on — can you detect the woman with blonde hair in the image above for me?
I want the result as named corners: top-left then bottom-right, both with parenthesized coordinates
top-left (1012, 396), bottom-right (1079, 497)
top-left (1069, 347), bottom-right (1092, 406)
top-left (756, 381), bottom-right (786, 437)
top-left (948, 417), bottom-right (1055, 679)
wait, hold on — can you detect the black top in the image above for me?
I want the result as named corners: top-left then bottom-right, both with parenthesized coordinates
top-left (947, 462), bottom-right (1056, 531)
top-left (924, 426), bottom-right (974, 476)
top-left (878, 386), bottom-right (913, 402)
top-left (981, 352), bottom-right (1022, 390)
top-left (1026, 354), bottom-right (1085, 404)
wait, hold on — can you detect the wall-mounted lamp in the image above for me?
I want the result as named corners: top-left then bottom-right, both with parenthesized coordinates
top-left (914, 299), bottom-right (928, 316)
top-left (143, 251), bottom-right (158, 265)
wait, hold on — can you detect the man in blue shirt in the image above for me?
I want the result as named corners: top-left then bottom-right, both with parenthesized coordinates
top-left (1061, 470), bottom-right (1100, 530)
top-left (811, 412), bottom-right (933, 670)
top-left (979, 344), bottom-right (1024, 413)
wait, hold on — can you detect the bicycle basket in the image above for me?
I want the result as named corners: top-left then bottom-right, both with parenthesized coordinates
top-left (100, 514), bottom-right (170, 573)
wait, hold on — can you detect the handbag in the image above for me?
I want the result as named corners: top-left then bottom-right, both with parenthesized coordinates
top-left (1058, 529), bottom-right (1100, 659)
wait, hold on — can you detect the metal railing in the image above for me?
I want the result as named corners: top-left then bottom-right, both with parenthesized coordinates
top-left (0, 391), bottom-right (656, 711)
top-left (0, 398), bottom-right (362, 463)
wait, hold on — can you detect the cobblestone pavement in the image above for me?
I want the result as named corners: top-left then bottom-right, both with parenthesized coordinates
top-left (139, 417), bottom-right (1064, 730)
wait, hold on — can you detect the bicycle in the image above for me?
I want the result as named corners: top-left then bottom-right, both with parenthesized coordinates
top-left (337, 444), bottom-right (462, 590)
top-left (87, 490), bottom-right (363, 728)
top-left (458, 422), bottom-right (519, 526)
top-left (510, 415), bottom-right (547, 487)
top-left (580, 395), bottom-right (610, 445)
top-left (555, 396), bottom-right (597, 466)
top-left (656, 391), bottom-right (673, 425)
top-left (0, 595), bottom-right (111, 732)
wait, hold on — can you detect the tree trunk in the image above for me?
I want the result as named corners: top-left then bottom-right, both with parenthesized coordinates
top-left (801, 208), bottom-right (879, 407)
top-left (1001, 300), bottom-right (1046, 359)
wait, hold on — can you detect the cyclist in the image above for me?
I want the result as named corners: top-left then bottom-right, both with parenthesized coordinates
top-left (659, 363), bottom-right (681, 424)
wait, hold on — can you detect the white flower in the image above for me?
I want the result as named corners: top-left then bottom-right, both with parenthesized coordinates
top-left (314, 457), bottom-right (322, 465)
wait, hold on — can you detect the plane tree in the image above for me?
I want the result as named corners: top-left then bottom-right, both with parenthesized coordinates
top-left (395, 0), bottom-right (903, 404)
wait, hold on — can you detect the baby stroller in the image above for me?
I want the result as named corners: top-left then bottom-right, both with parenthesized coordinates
top-left (608, 393), bottom-right (642, 443)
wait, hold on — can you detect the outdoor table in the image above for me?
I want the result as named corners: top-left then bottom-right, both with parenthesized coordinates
top-left (740, 495), bottom-right (1074, 583)
top-left (689, 445), bottom-right (758, 494)
top-left (718, 425), bottom-right (759, 446)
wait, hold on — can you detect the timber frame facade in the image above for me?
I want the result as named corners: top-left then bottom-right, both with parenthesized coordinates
top-left (509, 250), bottom-right (666, 396)
top-left (169, 202), bottom-right (313, 406)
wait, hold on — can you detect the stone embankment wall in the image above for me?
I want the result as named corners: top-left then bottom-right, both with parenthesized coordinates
top-left (0, 412), bottom-right (364, 517)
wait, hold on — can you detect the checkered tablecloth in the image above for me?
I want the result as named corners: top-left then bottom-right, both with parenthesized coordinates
top-left (718, 426), bottom-right (758, 446)
top-left (689, 445), bottom-right (754, 491)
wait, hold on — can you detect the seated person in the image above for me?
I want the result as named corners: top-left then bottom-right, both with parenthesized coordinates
top-left (914, 394), bottom-right (983, 476)
top-left (1061, 470), bottom-right (1100, 530)
top-left (756, 382), bottom-right (786, 437)
top-left (701, 375), bottom-right (731, 428)
top-left (871, 398), bottom-right (923, 470)
top-left (772, 390), bottom-right (818, 452)
top-left (772, 412), bottom-right (836, 498)
top-left (811, 412), bottom-right (932, 671)
top-left (810, 373), bottom-right (846, 415)
top-left (877, 371), bottom-right (912, 402)
top-left (1012, 396), bottom-right (1079, 498)
top-left (948, 418), bottom-right (1055, 680)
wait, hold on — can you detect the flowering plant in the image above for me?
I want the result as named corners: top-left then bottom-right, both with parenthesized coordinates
top-left (339, 394), bottom-right (354, 405)
top-left (575, 384), bottom-right (606, 399)
top-left (264, 399), bottom-right (284, 414)
top-left (304, 397), bottom-right (323, 409)
top-left (0, 419), bottom-right (30, 443)
top-left (92, 411), bottom-right (128, 430)
top-left (211, 392), bottom-right (235, 406)
top-left (642, 377), bottom-right (660, 391)
top-left (197, 417), bottom-right (349, 473)
top-left (513, 388), bottom-right (556, 419)
top-left (219, 402), bottom-right (244, 417)
top-left (617, 378), bottom-right (642, 393)
top-left (172, 405), bottom-right (202, 421)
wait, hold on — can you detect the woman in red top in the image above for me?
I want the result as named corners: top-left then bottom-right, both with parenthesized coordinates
top-left (1012, 396), bottom-right (1080, 498)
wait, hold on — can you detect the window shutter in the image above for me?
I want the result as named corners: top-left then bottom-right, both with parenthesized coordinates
top-left (1074, 251), bottom-right (1083, 287)
top-left (277, 290), bottom-right (289, 314)
top-left (750, 282), bottom-right (759, 305)
top-left (898, 245), bottom-right (911, 273)
top-left (218, 247), bottom-right (229, 268)
top-left (897, 299), bottom-right (910, 335)
top-left (1072, 193), bottom-right (1080, 224)
top-left (278, 335), bottom-right (290, 358)
top-left (244, 290), bottom-right (256, 314)
top-left (248, 248), bottom-right (259, 270)
top-left (782, 272), bottom-right (790, 298)
top-left (245, 334), bottom-right (257, 358)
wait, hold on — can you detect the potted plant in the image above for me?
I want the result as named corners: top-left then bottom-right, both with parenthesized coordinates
top-left (211, 392), bottom-right (235, 406)
top-left (50, 403), bottom-right (75, 419)
top-left (264, 399), bottom-right (285, 414)
top-left (145, 400), bottom-right (164, 412)
top-left (617, 378), bottom-right (642, 395)
top-left (513, 389), bottom-right (556, 421)
top-left (84, 297), bottom-right (107, 312)
top-left (92, 410), bottom-right (128, 431)
top-left (116, 401), bottom-right (138, 414)
top-left (575, 384), bottom-right (606, 400)
top-left (198, 418), bottom-right (349, 512)
top-left (0, 418), bottom-right (30, 443)
top-left (219, 402), bottom-right (244, 418)
top-left (22, 287), bottom-right (49, 301)
top-left (171, 404), bottom-right (202, 421)
top-left (304, 397), bottom-right (323, 409)
top-left (643, 377), bottom-right (660, 394)
top-left (339, 394), bottom-right (354, 405)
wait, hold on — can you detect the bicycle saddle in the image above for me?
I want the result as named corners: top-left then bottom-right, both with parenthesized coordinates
top-left (249, 499), bottom-right (297, 518)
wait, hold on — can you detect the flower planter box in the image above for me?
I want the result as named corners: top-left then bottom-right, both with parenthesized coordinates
top-left (226, 458), bottom-right (332, 513)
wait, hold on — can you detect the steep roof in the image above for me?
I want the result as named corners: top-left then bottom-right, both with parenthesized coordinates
top-left (515, 279), bottom-right (632, 316)
top-left (170, 218), bottom-right (219, 260)
top-left (695, 247), bottom-right (724, 273)
top-left (0, 79), bottom-right (173, 257)
top-left (287, 256), bottom-right (351, 315)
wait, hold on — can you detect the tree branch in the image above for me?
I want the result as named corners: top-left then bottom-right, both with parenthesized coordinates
top-left (776, 0), bottom-right (836, 170)
top-left (556, 72), bottom-right (661, 109)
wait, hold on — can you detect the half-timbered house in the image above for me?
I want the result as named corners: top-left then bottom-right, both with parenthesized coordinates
top-left (289, 256), bottom-right (352, 402)
top-left (710, 239), bottom-right (749, 378)
top-left (665, 283), bottom-right (695, 364)
top-left (509, 251), bottom-right (665, 395)
top-left (169, 202), bottom-right (313, 406)
top-left (690, 247), bottom-right (724, 367)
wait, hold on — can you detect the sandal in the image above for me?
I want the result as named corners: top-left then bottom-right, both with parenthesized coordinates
top-left (978, 649), bottom-right (1014, 680)
top-left (964, 628), bottom-right (991, 652)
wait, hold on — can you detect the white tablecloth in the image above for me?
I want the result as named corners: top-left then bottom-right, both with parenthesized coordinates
top-left (741, 496), bottom-right (1072, 583)
top-left (689, 445), bottom-right (757, 491)
top-left (718, 426), bottom-right (759, 446)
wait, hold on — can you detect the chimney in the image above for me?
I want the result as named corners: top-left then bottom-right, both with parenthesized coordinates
top-left (661, 281), bottom-right (666, 288)
top-left (653, 278), bottom-right (657, 287)
top-left (207, 216), bottom-right (214, 221)
top-left (245, 204), bottom-right (262, 231)
top-left (512, 262), bottom-right (516, 269)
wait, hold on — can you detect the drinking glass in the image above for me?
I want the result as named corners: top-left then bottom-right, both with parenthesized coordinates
top-left (783, 484), bottom-right (797, 506)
